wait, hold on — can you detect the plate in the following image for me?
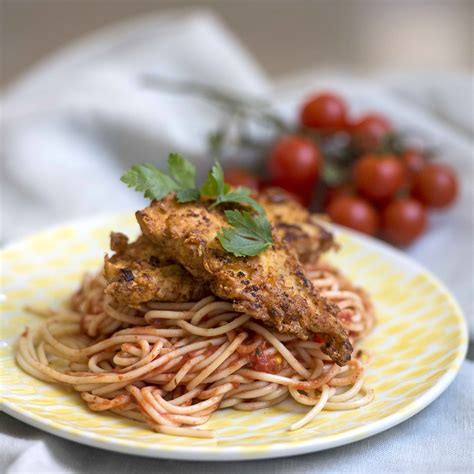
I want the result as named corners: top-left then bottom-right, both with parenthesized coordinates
top-left (0, 214), bottom-right (467, 460)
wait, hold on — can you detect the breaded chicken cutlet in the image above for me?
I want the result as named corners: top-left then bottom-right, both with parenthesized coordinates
top-left (136, 195), bottom-right (351, 365)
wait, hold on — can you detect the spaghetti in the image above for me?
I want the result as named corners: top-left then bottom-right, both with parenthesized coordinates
top-left (17, 263), bottom-right (375, 438)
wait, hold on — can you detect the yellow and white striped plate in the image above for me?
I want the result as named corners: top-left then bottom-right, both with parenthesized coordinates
top-left (0, 214), bottom-right (467, 461)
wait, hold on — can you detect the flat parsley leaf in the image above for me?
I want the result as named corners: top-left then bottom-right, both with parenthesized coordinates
top-left (176, 188), bottom-right (200, 203)
top-left (202, 163), bottom-right (263, 214)
top-left (121, 154), bottom-right (198, 201)
top-left (168, 153), bottom-right (197, 189)
top-left (212, 187), bottom-right (264, 214)
top-left (200, 161), bottom-right (229, 197)
top-left (121, 163), bottom-right (177, 200)
top-left (217, 210), bottom-right (273, 257)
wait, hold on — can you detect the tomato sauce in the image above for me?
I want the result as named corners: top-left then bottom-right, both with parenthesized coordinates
top-left (249, 345), bottom-right (281, 374)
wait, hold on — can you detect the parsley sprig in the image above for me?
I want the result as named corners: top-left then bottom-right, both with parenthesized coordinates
top-left (121, 154), bottom-right (200, 203)
top-left (200, 162), bottom-right (265, 214)
top-left (217, 210), bottom-right (273, 257)
top-left (121, 154), bottom-right (273, 257)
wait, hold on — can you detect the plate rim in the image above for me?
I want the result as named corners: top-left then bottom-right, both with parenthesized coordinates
top-left (0, 214), bottom-right (468, 461)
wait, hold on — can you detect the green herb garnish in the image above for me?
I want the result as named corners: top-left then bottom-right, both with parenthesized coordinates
top-left (121, 154), bottom-right (273, 257)
top-left (200, 161), bottom-right (230, 198)
top-left (217, 210), bottom-right (273, 257)
top-left (202, 162), bottom-right (264, 214)
top-left (121, 154), bottom-right (199, 203)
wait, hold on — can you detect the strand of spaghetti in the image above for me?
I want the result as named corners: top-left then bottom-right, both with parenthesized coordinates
top-left (16, 352), bottom-right (55, 383)
top-left (234, 393), bottom-right (288, 410)
top-left (236, 337), bottom-right (262, 355)
top-left (295, 346), bottom-right (314, 368)
top-left (177, 314), bottom-right (250, 337)
top-left (152, 390), bottom-right (223, 415)
top-left (20, 333), bottom-right (226, 384)
top-left (238, 363), bottom-right (339, 390)
top-left (220, 398), bottom-right (240, 408)
top-left (41, 325), bottom-right (163, 361)
top-left (244, 322), bottom-right (311, 379)
top-left (166, 411), bottom-right (214, 425)
top-left (127, 385), bottom-right (177, 426)
top-left (202, 358), bottom-right (249, 384)
top-left (142, 388), bottom-right (213, 425)
top-left (329, 359), bottom-right (362, 386)
top-left (199, 312), bottom-right (241, 329)
top-left (104, 299), bottom-right (146, 325)
top-left (144, 310), bottom-right (192, 322)
top-left (112, 326), bottom-right (183, 339)
top-left (210, 351), bottom-right (238, 372)
top-left (289, 385), bottom-right (323, 406)
top-left (98, 318), bottom-right (123, 336)
top-left (323, 290), bottom-right (364, 306)
top-left (37, 341), bottom-right (49, 365)
top-left (92, 380), bottom-right (133, 396)
top-left (41, 313), bottom-right (81, 324)
top-left (81, 392), bottom-right (130, 411)
top-left (306, 348), bottom-right (332, 360)
top-left (88, 352), bottom-right (116, 372)
top-left (167, 387), bottom-right (203, 406)
top-left (84, 312), bottom-right (107, 337)
top-left (324, 385), bottom-right (375, 410)
top-left (226, 381), bottom-right (268, 396)
top-left (24, 328), bottom-right (41, 361)
top-left (196, 382), bottom-right (235, 399)
top-left (209, 374), bottom-right (252, 388)
top-left (161, 354), bottom-right (208, 391)
top-left (120, 341), bottom-right (148, 357)
top-left (145, 355), bottom-right (185, 377)
top-left (329, 374), bottom-right (365, 402)
top-left (288, 385), bottom-right (331, 431)
top-left (190, 301), bottom-right (234, 326)
top-left (146, 301), bottom-right (199, 311)
top-left (233, 383), bottom-right (278, 399)
top-left (259, 385), bottom-right (289, 401)
top-left (186, 332), bottom-right (248, 390)
top-left (117, 340), bottom-right (164, 373)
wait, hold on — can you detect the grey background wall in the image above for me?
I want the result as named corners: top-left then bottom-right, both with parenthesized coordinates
top-left (1, 0), bottom-right (473, 87)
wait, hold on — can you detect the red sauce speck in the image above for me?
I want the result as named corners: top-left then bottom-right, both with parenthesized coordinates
top-left (338, 309), bottom-right (353, 323)
top-left (249, 346), bottom-right (278, 373)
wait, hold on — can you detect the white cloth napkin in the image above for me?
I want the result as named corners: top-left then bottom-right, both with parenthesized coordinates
top-left (1, 10), bottom-right (473, 474)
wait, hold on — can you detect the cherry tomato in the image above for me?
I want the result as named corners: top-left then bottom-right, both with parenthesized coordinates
top-left (401, 149), bottom-right (426, 187)
top-left (259, 183), bottom-right (310, 207)
top-left (382, 198), bottom-right (427, 246)
top-left (412, 164), bottom-right (458, 208)
top-left (351, 113), bottom-right (392, 151)
top-left (300, 92), bottom-right (348, 130)
top-left (323, 183), bottom-right (353, 210)
top-left (290, 188), bottom-right (313, 207)
top-left (224, 168), bottom-right (260, 191)
top-left (353, 154), bottom-right (405, 202)
top-left (327, 195), bottom-right (380, 236)
top-left (402, 149), bottom-right (426, 175)
top-left (267, 135), bottom-right (321, 191)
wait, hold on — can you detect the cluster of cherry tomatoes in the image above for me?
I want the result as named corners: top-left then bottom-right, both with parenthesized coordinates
top-left (224, 92), bottom-right (458, 247)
